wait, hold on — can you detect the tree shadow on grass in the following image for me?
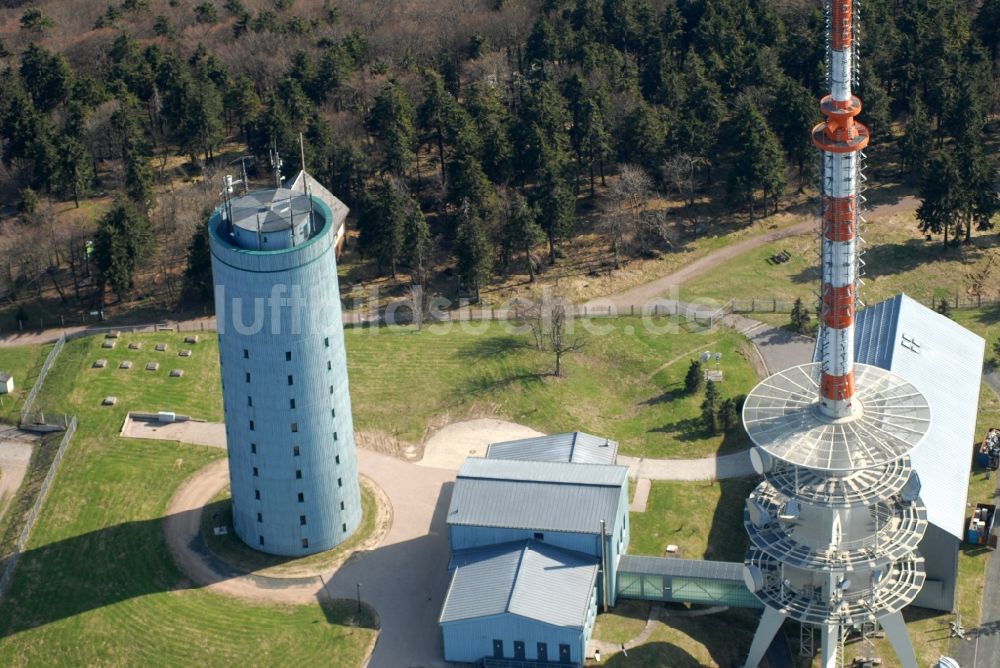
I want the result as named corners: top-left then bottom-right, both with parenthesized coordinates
top-left (973, 304), bottom-right (1000, 326)
top-left (642, 385), bottom-right (688, 407)
top-left (454, 334), bottom-right (530, 360)
top-left (457, 371), bottom-right (547, 396)
top-left (601, 641), bottom-right (704, 667)
top-left (647, 416), bottom-right (709, 442)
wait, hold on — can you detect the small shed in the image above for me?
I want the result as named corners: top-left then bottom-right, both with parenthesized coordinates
top-left (440, 540), bottom-right (597, 664)
top-left (0, 371), bottom-right (13, 394)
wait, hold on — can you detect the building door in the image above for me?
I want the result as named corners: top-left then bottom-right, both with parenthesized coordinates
top-left (492, 639), bottom-right (503, 658)
top-left (536, 642), bottom-right (548, 662)
top-left (559, 643), bottom-right (571, 663)
top-left (514, 641), bottom-right (525, 659)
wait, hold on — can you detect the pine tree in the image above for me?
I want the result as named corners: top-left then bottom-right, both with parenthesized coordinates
top-left (465, 82), bottom-right (513, 185)
top-left (533, 166), bottom-right (575, 264)
top-left (790, 297), bottom-right (811, 334)
top-left (719, 398), bottom-right (740, 432)
top-left (769, 77), bottom-right (818, 192)
top-left (55, 133), bottom-right (93, 207)
top-left (368, 82), bottom-right (416, 176)
top-left (900, 100), bottom-right (933, 179)
top-left (685, 359), bottom-right (703, 394)
top-left (454, 201), bottom-right (492, 301)
top-left (916, 150), bottom-right (962, 246)
top-left (94, 198), bottom-right (155, 301)
top-left (727, 101), bottom-right (786, 222)
top-left (701, 379), bottom-right (719, 434)
top-left (357, 179), bottom-right (407, 277)
top-left (183, 217), bottom-right (213, 304)
top-left (499, 190), bottom-right (543, 281)
top-left (418, 70), bottom-right (460, 185)
top-left (403, 199), bottom-right (431, 288)
top-left (19, 43), bottom-right (72, 113)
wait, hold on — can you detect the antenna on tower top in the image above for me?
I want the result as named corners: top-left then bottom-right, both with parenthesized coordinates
top-left (270, 141), bottom-right (283, 188)
top-left (299, 132), bottom-right (307, 174)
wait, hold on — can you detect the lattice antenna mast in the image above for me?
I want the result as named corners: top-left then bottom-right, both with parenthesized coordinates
top-left (739, 4), bottom-right (930, 668)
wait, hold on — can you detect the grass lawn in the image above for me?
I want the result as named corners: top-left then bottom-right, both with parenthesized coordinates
top-left (345, 317), bottom-right (760, 458)
top-left (593, 607), bottom-right (760, 667)
top-left (0, 332), bottom-right (375, 667)
top-left (681, 208), bottom-right (999, 308)
top-left (0, 343), bottom-right (49, 424)
top-left (629, 478), bottom-right (755, 561)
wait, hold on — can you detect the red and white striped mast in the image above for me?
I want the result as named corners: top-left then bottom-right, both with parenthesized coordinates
top-left (813, 0), bottom-right (867, 419)
top-left (738, 3), bottom-right (932, 667)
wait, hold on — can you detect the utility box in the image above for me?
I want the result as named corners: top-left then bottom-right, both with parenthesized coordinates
top-left (0, 372), bottom-right (13, 394)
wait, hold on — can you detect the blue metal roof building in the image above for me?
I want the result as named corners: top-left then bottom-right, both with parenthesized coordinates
top-left (440, 540), bottom-right (599, 664)
top-left (441, 448), bottom-right (629, 666)
top-left (824, 293), bottom-right (985, 610)
top-left (486, 432), bottom-right (619, 464)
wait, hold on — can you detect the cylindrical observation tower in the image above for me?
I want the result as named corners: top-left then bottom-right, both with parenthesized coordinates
top-left (209, 185), bottom-right (360, 556)
top-left (739, 3), bottom-right (931, 668)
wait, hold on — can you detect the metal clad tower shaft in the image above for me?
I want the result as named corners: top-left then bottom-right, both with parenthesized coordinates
top-left (812, 0), bottom-right (868, 419)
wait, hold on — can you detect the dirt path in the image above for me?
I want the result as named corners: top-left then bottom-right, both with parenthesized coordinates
top-left (591, 218), bottom-right (816, 310)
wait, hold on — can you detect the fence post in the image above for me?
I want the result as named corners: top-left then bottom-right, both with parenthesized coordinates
top-left (773, 299), bottom-right (777, 312)
top-left (630, 304), bottom-right (634, 316)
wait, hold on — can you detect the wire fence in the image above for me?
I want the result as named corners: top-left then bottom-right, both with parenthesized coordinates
top-left (729, 295), bottom-right (1000, 315)
top-left (18, 333), bottom-right (66, 427)
top-left (0, 416), bottom-right (77, 601)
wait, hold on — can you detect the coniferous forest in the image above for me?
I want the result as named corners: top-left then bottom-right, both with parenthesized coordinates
top-left (0, 0), bottom-right (997, 313)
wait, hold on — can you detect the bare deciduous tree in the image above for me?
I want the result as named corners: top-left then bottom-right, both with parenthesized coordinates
top-left (663, 153), bottom-right (706, 208)
top-left (526, 294), bottom-right (586, 376)
top-left (602, 164), bottom-right (653, 269)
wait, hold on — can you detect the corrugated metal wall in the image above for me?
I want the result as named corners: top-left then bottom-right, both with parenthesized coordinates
top-left (209, 196), bottom-right (361, 556)
top-left (441, 603), bottom-right (592, 663)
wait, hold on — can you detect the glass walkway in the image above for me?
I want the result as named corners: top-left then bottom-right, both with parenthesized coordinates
top-left (617, 555), bottom-right (763, 608)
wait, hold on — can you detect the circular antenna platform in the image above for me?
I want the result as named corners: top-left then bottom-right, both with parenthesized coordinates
top-left (742, 363), bottom-right (930, 472)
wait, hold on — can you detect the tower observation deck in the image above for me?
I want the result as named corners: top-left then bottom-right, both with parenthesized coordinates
top-left (740, 3), bottom-right (930, 667)
top-left (209, 182), bottom-right (360, 557)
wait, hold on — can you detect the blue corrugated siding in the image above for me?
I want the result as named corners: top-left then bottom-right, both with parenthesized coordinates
top-left (441, 608), bottom-right (592, 663)
top-left (210, 195), bottom-right (361, 556)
